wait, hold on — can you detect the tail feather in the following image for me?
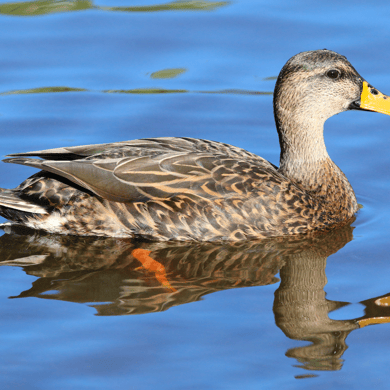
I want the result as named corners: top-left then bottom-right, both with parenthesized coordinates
top-left (0, 189), bottom-right (47, 215)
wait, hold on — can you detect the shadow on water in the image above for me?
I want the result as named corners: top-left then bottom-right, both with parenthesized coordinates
top-left (1, 223), bottom-right (390, 372)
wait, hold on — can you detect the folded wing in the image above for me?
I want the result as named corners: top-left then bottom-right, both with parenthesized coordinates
top-left (4, 137), bottom-right (279, 204)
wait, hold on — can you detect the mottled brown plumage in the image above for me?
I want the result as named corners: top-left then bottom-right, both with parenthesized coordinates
top-left (0, 49), bottom-right (389, 241)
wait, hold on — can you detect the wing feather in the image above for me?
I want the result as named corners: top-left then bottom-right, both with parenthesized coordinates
top-left (3, 138), bottom-right (280, 204)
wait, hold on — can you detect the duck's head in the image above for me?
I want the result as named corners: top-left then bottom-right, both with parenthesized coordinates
top-left (274, 49), bottom-right (390, 168)
top-left (274, 49), bottom-right (390, 129)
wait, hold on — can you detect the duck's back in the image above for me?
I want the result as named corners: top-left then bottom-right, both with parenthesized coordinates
top-left (0, 137), bottom-right (319, 241)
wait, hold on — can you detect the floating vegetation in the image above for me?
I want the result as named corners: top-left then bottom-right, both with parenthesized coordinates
top-left (101, 1), bottom-right (230, 13)
top-left (1, 86), bottom-right (87, 95)
top-left (1, 86), bottom-right (271, 96)
top-left (104, 88), bottom-right (188, 94)
top-left (0, 0), bottom-right (229, 16)
top-left (0, 0), bottom-right (92, 16)
top-left (200, 89), bottom-right (273, 95)
top-left (105, 88), bottom-right (272, 95)
top-left (150, 68), bottom-right (187, 79)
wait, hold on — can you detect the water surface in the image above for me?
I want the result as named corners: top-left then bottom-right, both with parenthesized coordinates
top-left (1, 1), bottom-right (390, 389)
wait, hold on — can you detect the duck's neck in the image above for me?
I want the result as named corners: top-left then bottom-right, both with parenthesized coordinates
top-left (276, 112), bottom-right (358, 216)
top-left (278, 115), bottom-right (329, 181)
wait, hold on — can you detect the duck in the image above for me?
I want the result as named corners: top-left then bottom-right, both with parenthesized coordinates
top-left (0, 49), bottom-right (389, 241)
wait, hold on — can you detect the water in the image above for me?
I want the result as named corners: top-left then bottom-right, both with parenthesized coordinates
top-left (1, 0), bottom-right (390, 389)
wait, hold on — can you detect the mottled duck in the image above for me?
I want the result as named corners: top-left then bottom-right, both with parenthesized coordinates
top-left (0, 49), bottom-right (389, 241)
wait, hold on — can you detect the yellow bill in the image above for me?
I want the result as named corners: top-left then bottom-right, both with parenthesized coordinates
top-left (360, 81), bottom-right (390, 115)
top-left (358, 316), bottom-right (390, 328)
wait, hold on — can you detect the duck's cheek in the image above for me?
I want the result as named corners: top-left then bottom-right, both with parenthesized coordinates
top-left (360, 81), bottom-right (390, 116)
top-left (322, 99), bottom-right (349, 118)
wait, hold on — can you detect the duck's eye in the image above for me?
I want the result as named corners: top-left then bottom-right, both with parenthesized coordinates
top-left (326, 69), bottom-right (341, 80)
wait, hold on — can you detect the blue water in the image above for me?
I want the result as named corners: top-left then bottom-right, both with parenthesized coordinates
top-left (1, 1), bottom-right (390, 389)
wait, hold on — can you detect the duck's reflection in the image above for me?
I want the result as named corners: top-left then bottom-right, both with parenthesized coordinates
top-left (0, 224), bottom-right (389, 371)
top-left (274, 244), bottom-right (355, 372)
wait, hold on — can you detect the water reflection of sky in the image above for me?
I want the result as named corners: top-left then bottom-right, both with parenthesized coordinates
top-left (1, 0), bottom-right (390, 389)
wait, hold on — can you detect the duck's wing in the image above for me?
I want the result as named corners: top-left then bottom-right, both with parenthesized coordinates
top-left (5, 137), bottom-right (266, 161)
top-left (6, 138), bottom-right (195, 161)
top-left (3, 138), bottom-right (280, 203)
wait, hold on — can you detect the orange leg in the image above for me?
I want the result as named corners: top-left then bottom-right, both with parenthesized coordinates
top-left (132, 248), bottom-right (177, 292)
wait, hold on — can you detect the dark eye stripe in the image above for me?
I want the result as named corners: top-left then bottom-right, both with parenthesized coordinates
top-left (326, 69), bottom-right (341, 79)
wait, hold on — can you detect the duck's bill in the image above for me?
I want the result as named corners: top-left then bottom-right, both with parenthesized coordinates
top-left (359, 81), bottom-right (390, 115)
top-left (358, 316), bottom-right (390, 328)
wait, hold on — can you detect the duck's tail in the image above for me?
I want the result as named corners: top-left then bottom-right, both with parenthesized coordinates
top-left (0, 188), bottom-right (47, 219)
